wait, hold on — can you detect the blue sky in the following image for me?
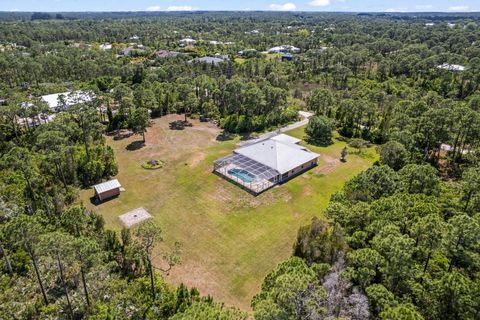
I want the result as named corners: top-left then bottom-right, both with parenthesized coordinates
top-left (1, 0), bottom-right (479, 12)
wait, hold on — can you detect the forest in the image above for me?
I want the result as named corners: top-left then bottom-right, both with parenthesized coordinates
top-left (0, 11), bottom-right (479, 319)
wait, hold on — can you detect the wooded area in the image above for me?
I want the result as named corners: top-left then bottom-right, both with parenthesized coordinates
top-left (0, 11), bottom-right (479, 319)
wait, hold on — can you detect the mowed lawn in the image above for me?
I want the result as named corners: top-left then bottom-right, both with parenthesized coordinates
top-left (80, 114), bottom-right (377, 310)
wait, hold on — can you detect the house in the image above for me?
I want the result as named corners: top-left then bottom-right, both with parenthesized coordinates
top-left (189, 56), bottom-right (226, 65)
top-left (437, 63), bottom-right (466, 72)
top-left (179, 38), bottom-right (196, 47)
top-left (40, 91), bottom-right (95, 112)
top-left (268, 45), bottom-right (300, 54)
top-left (99, 43), bottom-right (112, 50)
top-left (153, 49), bottom-right (181, 58)
top-left (93, 179), bottom-right (121, 202)
top-left (282, 53), bottom-right (294, 61)
top-left (213, 134), bottom-right (319, 194)
top-left (130, 35), bottom-right (140, 40)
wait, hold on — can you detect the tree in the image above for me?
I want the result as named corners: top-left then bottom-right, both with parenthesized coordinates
top-left (40, 231), bottom-right (76, 319)
top-left (135, 221), bottom-right (163, 299)
top-left (380, 303), bottom-right (424, 320)
top-left (129, 107), bottom-right (150, 143)
top-left (305, 115), bottom-right (334, 146)
top-left (461, 166), bottom-right (480, 211)
top-left (4, 215), bottom-right (49, 305)
top-left (398, 164), bottom-right (440, 195)
top-left (378, 141), bottom-right (407, 171)
top-left (340, 146), bottom-right (347, 162)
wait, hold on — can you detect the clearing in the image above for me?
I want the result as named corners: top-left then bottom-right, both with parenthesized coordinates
top-left (80, 114), bottom-right (377, 310)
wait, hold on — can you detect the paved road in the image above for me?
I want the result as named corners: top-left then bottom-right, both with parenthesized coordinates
top-left (237, 111), bottom-right (313, 147)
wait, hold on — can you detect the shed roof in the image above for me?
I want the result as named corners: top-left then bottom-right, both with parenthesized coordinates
top-left (234, 136), bottom-right (319, 174)
top-left (93, 179), bottom-right (121, 194)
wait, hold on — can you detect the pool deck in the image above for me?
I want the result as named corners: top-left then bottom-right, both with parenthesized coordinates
top-left (214, 163), bottom-right (276, 195)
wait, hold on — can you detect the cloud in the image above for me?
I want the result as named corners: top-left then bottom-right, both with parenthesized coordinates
top-left (167, 5), bottom-right (195, 11)
top-left (309, 0), bottom-right (331, 6)
top-left (415, 4), bottom-right (433, 10)
top-left (269, 3), bottom-right (297, 11)
top-left (146, 5), bottom-right (161, 11)
top-left (385, 8), bottom-right (406, 12)
top-left (448, 5), bottom-right (469, 11)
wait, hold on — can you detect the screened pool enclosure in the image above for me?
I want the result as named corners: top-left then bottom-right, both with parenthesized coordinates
top-left (213, 153), bottom-right (280, 194)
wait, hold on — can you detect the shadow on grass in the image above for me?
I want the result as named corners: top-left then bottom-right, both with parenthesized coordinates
top-left (107, 129), bottom-right (134, 141)
top-left (126, 140), bottom-right (145, 151)
top-left (169, 120), bottom-right (193, 130)
top-left (216, 130), bottom-right (236, 141)
top-left (89, 195), bottom-right (119, 206)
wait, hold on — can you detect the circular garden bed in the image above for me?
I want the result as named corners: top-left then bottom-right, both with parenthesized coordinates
top-left (141, 159), bottom-right (165, 170)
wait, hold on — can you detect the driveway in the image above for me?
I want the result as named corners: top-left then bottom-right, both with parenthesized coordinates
top-left (237, 111), bottom-right (313, 147)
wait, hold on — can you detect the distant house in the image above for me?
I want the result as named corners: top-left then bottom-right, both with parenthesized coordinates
top-left (214, 134), bottom-right (319, 194)
top-left (120, 47), bottom-right (134, 56)
top-left (130, 35), bottom-right (140, 40)
top-left (246, 29), bottom-right (260, 35)
top-left (437, 63), bottom-right (466, 72)
top-left (93, 179), bottom-right (122, 202)
top-left (179, 38), bottom-right (197, 47)
top-left (41, 91), bottom-right (96, 112)
top-left (189, 56), bottom-right (226, 65)
top-left (153, 49), bottom-right (181, 58)
top-left (425, 23), bottom-right (435, 27)
top-left (99, 43), bottom-right (112, 50)
top-left (281, 53), bottom-right (294, 61)
top-left (268, 45), bottom-right (300, 54)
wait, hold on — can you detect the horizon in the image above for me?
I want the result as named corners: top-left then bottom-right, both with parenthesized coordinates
top-left (1, 0), bottom-right (479, 14)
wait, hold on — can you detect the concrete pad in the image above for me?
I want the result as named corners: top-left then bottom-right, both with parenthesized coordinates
top-left (119, 207), bottom-right (152, 228)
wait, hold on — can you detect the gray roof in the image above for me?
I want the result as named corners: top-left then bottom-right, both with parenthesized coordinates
top-left (234, 135), bottom-right (319, 174)
top-left (270, 133), bottom-right (301, 145)
top-left (93, 179), bottom-right (121, 194)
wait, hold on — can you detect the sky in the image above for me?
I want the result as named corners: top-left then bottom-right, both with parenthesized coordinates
top-left (0, 0), bottom-right (479, 13)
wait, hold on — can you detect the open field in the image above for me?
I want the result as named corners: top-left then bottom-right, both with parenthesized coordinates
top-left (80, 114), bottom-right (377, 310)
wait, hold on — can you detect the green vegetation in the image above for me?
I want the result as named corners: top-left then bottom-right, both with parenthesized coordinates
top-left (142, 159), bottom-right (165, 170)
top-left (1, 10), bottom-right (480, 319)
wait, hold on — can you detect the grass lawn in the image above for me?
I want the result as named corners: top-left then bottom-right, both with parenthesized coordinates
top-left (80, 114), bottom-right (377, 311)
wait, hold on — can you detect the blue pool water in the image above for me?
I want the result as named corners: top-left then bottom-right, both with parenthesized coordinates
top-left (228, 168), bottom-right (255, 183)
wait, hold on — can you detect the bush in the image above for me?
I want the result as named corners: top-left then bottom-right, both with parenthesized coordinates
top-left (305, 115), bottom-right (334, 146)
top-left (378, 141), bottom-right (407, 171)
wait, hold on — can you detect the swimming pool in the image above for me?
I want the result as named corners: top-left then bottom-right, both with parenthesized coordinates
top-left (228, 168), bottom-right (256, 183)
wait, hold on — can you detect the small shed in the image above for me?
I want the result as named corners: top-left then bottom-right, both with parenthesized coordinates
top-left (93, 179), bottom-right (121, 201)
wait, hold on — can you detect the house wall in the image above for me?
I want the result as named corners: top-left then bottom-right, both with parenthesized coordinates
top-left (280, 158), bottom-right (318, 182)
top-left (96, 188), bottom-right (120, 201)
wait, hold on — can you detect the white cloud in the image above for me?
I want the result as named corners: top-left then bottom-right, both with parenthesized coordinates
top-left (269, 3), bottom-right (297, 11)
top-left (385, 8), bottom-right (406, 12)
top-left (309, 0), bottom-right (331, 7)
top-left (448, 5), bottom-right (469, 11)
top-left (415, 4), bottom-right (433, 10)
top-left (146, 5), bottom-right (161, 11)
top-left (167, 5), bottom-right (195, 11)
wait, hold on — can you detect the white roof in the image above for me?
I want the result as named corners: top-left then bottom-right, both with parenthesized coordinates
top-left (268, 45), bottom-right (300, 54)
top-left (234, 135), bottom-right (319, 174)
top-left (180, 38), bottom-right (196, 43)
top-left (270, 133), bottom-right (301, 145)
top-left (437, 63), bottom-right (465, 71)
top-left (93, 179), bottom-right (121, 194)
top-left (41, 91), bottom-right (95, 110)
